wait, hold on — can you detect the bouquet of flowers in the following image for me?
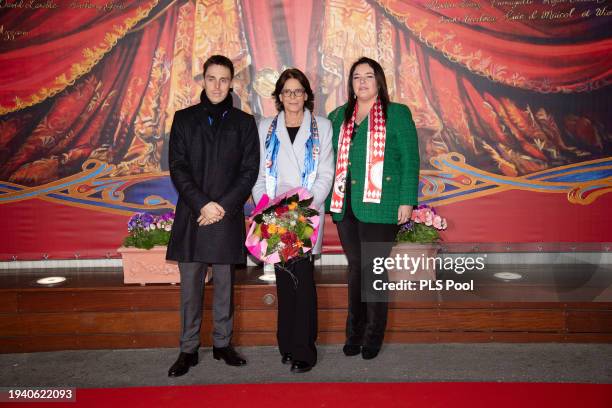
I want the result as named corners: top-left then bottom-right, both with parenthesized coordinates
top-left (396, 204), bottom-right (447, 243)
top-left (246, 187), bottom-right (320, 265)
top-left (123, 211), bottom-right (175, 249)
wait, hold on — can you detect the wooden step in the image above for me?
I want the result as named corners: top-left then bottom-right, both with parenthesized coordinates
top-left (1, 266), bottom-right (611, 353)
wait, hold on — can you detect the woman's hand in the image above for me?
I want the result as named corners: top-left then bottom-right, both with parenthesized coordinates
top-left (397, 205), bottom-right (413, 225)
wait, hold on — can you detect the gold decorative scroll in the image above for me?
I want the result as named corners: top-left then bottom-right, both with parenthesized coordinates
top-left (0, 1), bottom-right (160, 115)
top-left (165, 0), bottom-right (198, 132)
top-left (165, 0), bottom-right (251, 132)
top-left (375, 0), bottom-right (612, 93)
top-left (320, 0), bottom-right (378, 111)
top-left (193, 0), bottom-right (249, 75)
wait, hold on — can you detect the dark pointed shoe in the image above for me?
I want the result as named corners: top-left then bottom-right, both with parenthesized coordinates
top-left (342, 344), bottom-right (361, 356)
top-left (281, 353), bottom-right (293, 365)
top-left (168, 352), bottom-right (198, 377)
top-left (361, 346), bottom-right (380, 360)
top-left (213, 345), bottom-right (247, 366)
top-left (290, 360), bottom-right (313, 373)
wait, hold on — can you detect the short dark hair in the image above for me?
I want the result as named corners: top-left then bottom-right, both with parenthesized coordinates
top-left (344, 57), bottom-right (389, 125)
top-left (203, 55), bottom-right (234, 79)
top-left (272, 68), bottom-right (315, 112)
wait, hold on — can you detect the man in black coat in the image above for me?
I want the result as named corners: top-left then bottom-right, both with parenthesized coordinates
top-left (166, 55), bottom-right (259, 377)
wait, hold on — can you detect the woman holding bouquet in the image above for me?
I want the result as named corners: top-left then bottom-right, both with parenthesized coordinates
top-left (252, 68), bottom-right (334, 373)
top-left (327, 57), bottom-right (420, 360)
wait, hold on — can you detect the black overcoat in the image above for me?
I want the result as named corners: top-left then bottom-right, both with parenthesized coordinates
top-left (166, 102), bottom-right (259, 263)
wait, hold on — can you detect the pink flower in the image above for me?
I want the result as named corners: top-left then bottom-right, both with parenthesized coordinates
top-left (433, 215), bottom-right (442, 229)
top-left (425, 211), bottom-right (433, 226)
top-left (412, 209), bottom-right (425, 223)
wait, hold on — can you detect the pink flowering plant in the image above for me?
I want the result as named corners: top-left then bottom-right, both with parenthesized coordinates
top-left (396, 204), bottom-right (447, 243)
top-left (123, 211), bottom-right (175, 249)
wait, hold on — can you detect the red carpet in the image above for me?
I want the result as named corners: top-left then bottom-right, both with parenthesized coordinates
top-left (15, 382), bottom-right (612, 407)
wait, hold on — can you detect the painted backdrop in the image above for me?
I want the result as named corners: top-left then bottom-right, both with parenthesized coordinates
top-left (1, 0), bottom-right (611, 259)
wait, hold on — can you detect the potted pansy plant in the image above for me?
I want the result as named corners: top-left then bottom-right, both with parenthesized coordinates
top-left (118, 211), bottom-right (180, 284)
top-left (388, 204), bottom-right (448, 282)
top-left (123, 212), bottom-right (174, 249)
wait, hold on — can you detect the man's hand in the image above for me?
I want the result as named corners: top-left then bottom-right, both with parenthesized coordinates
top-left (397, 205), bottom-right (413, 225)
top-left (198, 202), bottom-right (225, 226)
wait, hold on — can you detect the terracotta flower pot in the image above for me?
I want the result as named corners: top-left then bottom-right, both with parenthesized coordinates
top-left (118, 246), bottom-right (179, 285)
top-left (387, 242), bottom-right (440, 282)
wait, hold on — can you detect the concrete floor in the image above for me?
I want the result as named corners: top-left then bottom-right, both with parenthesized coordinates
top-left (1, 344), bottom-right (611, 388)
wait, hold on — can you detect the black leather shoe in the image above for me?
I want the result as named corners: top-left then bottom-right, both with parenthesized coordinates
top-left (361, 346), bottom-right (380, 360)
top-left (281, 353), bottom-right (293, 365)
top-left (290, 360), bottom-right (313, 373)
top-left (213, 345), bottom-right (247, 366)
top-left (168, 352), bottom-right (198, 377)
top-left (343, 344), bottom-right (361, 356)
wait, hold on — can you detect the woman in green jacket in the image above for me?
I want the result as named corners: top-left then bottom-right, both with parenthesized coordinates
top-left (328, 57), bottom-right (420, 359)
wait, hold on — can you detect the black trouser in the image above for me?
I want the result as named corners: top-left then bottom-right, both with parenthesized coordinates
top-left (275, 256), bottom-right (318, 365)
top-left (336, 198), bottom-right (398, 349)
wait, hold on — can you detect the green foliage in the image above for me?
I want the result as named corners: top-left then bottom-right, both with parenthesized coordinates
top-left (302, 224), bottom-right (314, 239)
top-left (299, 197), bottom-right (314, 207)
top-left (279, 193), bottom-right (299, 207)
top-left (396, 222), bottom-right (440, 243)
top-left (123, 228), bottom-right (170, 250)
top-left (265, 235), bottom-right (281, 256)
top-left (301, 208), bottom-right (319, 218)
top-left (295, 219), bottom-right (307, 238)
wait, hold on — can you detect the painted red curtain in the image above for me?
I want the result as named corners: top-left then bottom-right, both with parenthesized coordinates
top-left (377, 0), bottom-right (612, 93)
top-left (0, 1), bottom-right (167, 115)
top-left (0, 1), bottom-right (180, 185)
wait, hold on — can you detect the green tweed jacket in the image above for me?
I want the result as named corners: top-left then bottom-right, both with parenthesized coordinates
top-left (326, 102), bottom-right (420, 224)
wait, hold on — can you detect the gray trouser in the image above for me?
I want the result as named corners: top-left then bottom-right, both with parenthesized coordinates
top-left (178, 262), bottom-right (234, 353)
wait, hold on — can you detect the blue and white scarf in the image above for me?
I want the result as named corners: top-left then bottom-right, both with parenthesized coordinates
top-left (265, 112), bottom-right (320, 198)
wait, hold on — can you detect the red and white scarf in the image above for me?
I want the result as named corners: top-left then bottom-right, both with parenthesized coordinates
top-left (330, 98), bottom-right (386, 213)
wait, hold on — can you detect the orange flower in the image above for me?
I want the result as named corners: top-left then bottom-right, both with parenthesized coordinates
top-left (268, 224), bottom-right (278, 234)
top-left (278, 227), bottom-right (287, 234)
top-left (298, 215), bottom-right (306, 223)
top-left (288, 202), bottom-right (298, 210)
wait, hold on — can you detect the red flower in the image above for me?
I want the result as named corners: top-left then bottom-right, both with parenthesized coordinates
top-left (261, 224), bottom-right (270, 239)
top-left (280, 231), bottom-right (297, 245)
top-left (275, 206), bottom-right (289, 216)
top-left (281, 245), bottom-right (300, 261)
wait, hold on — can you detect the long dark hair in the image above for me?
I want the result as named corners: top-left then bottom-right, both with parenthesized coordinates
top-left (344, 57), bottom-right (389, 125)
top-left (272, 68), bottom-right (315, 112)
